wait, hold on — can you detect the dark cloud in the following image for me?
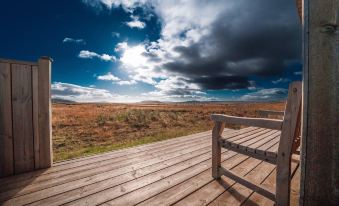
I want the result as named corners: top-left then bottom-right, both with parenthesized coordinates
top-left (161, 0), bottom-right (301, 90)
top-left (190, 76), bottom-right (250, 90)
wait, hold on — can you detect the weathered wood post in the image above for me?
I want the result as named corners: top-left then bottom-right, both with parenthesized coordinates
top-left (211, 122), bottom-right (225, 179)
top-left (37, 57), bottom-right (53, 169)
top-left (300, 0), bottom-right (339, 205)
top-left (0, 61), bottom-right (13, 176)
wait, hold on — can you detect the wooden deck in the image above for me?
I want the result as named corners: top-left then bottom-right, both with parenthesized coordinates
top-left (0, 128), bottom-right (300, 206)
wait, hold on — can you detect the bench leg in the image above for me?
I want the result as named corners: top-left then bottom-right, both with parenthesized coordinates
top-left (276, 158), bottom-right (291, 206)
top-left (212, 122), bottom-right (224, 179)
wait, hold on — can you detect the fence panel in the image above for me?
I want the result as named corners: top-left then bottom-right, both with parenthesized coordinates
top-left (0, 57), bottom-right (52, 177)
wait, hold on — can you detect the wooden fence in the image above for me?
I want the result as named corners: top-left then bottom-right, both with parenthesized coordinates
top-left (0, 57), bottom-right (52, 177)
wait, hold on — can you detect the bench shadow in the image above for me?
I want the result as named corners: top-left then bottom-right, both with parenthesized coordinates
top-left (214, 177), bottom-right (261, 206)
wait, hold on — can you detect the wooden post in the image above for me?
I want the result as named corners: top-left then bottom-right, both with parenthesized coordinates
top-left (300, 0), bottom-right (339, 205)
top-left (37, 57), bottom-right (53, 169)
top-left (212, 121), bottom-right (224, 179)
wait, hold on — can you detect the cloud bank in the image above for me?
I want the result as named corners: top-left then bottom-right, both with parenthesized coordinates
top-left (52, 82), bottom-right (121, 102)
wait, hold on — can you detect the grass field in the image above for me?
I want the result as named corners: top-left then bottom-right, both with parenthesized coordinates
top-left (52, 102), bottom-right (285, 161)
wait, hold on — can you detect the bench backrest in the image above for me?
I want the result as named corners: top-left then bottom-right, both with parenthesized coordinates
top-left (278, 81), bottom-right (302, 157)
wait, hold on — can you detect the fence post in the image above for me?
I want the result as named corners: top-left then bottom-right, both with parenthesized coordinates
top-left (37, 56), bottom-right (53, 168)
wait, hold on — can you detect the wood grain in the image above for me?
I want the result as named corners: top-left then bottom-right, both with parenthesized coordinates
top-left (0, 62), bottom-right (14, 177)
top-left (276, 82), bottom-right (302, 205)
top-left (212, 121), bottom-right (224, 178)
top-left (32, 65), bottom-right (40, 169)
top-left (38, 57), bottom-right (52, 168)
top-left (11, 64), bottom-right (34, 174)
top-left (300, 0), bottom-right (339, 205)
top-left (211, 114), bottom-right (283, 130)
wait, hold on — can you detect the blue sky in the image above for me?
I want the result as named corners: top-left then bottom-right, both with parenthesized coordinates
top-left (0, 0), bottom-right (302, 102)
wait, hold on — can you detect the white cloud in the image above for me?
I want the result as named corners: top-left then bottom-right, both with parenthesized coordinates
top-left (114, 42), bottom-right (128, 51)
top-left (139, 76), bottom-right (207, 101)
top-left (97, 72), bottom-right (120, 81)
top-left (126, 16), bottom-right (146, 29)
top-left (272, 78), bottom-right (290, 84)
top-left (78, 50), bottom-right (116, 62)
top-left (97, 72), bottom-right (138, 86)
top-left (52, 82), bottom-right (121, 102)
top-left (155, 76), bottom-right (200, 93)
top-left (116, 79), bottom-right (137, 85)
top-left (51, 81), bottom-right (179, 103)
top-left (79, 50), bottom-right (98, 58)
top-left (63, 37), bottom-right (86, 44)
top-left (240, 88), bottom-right (288, 101)
top-left (101, 54), bottom-right (116, 61)
top-left (119, 44), bottom-right (148, 67)
top-left (52, 80), bottom-right (210, 103)
top-left (82, 0), bottom-right (150, 12)
top-left (126, 20), bottom-right (146, 29)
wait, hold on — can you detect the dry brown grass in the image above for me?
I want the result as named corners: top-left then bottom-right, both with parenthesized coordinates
top-left (52, 102), bottom-right (285, 161)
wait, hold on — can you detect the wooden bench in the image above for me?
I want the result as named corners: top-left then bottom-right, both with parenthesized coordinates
top-left (211, 81), bottom-right (302, 206)
top-left (257, 109), bottom-right (284, 118)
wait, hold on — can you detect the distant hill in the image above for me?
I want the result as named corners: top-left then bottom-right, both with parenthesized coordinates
top-left (52, 98), bottom-right (77, 104)
top-left (138, 100), bottom-right (164, 104)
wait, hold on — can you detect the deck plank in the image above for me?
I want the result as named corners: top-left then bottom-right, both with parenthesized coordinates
top-left (0, 130), bottom-right (214, 187)
top-left (63, 153), bottom-right (234, 205)
top-left (0, 140), bottom-right (212, 202)
top-left (242, 155), bottom-right (300, 206)
top-left (0, 132), bottom-right (217, 193)
top-left (137, 156), bottom-right (255, 206)
top-left (103, 154), bottom-right (250, 206)
top-left (0, 129), bottom-right (300, 206)
top-left (0, 129), bottom-right (238, 188)
top-left (8, 148), bottom-right (231, 205)
top-left (173, 158), bottom-right (262, 206)
top-left (53, 128), bottom-right (244, 168)
top-left (208, 161), bottom-right (275, 206)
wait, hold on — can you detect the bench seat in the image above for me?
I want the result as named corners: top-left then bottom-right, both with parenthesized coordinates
top-left (220, 127), bottom-right (281, 164)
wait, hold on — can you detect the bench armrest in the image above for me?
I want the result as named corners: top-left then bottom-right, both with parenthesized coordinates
top-left (257, 110), bottom-right (284, 117)
top-left (211, 114), bottom-right (283, 130)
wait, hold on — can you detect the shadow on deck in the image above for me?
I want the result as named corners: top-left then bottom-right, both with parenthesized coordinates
top-left (0, 128), bottom-right (300, 206)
